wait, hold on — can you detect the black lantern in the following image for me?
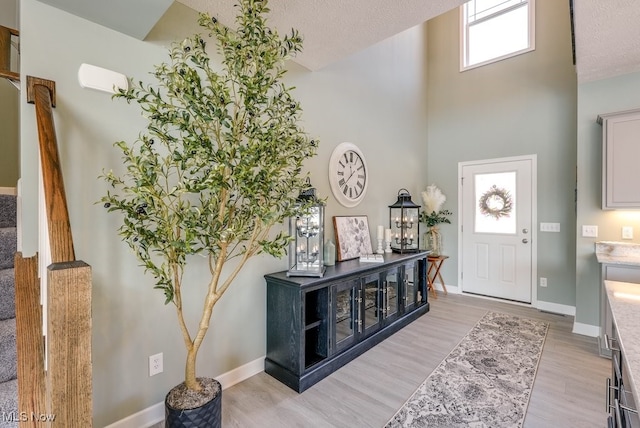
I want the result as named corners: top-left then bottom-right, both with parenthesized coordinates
top-left (287, 180), bottom-right (325, 277)
top-left (388, 188), bottom-right (421, 253)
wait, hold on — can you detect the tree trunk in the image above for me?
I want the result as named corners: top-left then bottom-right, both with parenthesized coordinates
top-left (185, 347), bottom-right (201, 392)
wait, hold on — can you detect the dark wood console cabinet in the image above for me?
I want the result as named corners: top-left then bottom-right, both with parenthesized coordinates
top-left (264, 252), bottom-right (430, 392)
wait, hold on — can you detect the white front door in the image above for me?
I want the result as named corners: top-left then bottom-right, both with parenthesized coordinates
top-left (459, 156), bottom-right (536, 303)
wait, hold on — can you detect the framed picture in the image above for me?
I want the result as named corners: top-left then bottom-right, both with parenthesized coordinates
top-left (333, 216), bottom-right (373, 261)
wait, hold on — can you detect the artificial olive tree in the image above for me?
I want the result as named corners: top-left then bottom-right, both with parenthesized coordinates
top-left (101, 0), bottom-right (317, 394)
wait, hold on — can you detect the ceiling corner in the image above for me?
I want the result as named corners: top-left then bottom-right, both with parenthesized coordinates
top-left (36, 0), bottom-right (173, 40)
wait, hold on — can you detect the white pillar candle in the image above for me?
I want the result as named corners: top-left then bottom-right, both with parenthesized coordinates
top-left (385, 228), bottom-right (391, 242)
top-left (377, 225), bottom-right (384, 240)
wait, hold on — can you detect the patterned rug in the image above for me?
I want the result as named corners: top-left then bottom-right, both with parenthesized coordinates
top-left (386, 311), bottom-right (549, 428)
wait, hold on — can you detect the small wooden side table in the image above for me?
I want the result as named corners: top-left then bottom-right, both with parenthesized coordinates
top-left (427, 255), bottom-right (449, 298)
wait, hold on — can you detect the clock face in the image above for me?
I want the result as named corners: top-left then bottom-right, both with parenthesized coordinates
top-left (329, 143), bottom-right (369, 207)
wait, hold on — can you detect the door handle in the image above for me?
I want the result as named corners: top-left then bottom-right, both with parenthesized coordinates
top-left (522, 228), bottom-right (528, 234)
top-left (522, 238), bottom-right (529, 244)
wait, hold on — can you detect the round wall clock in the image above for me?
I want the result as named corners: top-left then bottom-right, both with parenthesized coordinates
top-left (328, 142), bottom-right (369, 207)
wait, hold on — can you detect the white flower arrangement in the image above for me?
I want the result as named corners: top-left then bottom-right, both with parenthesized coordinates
top-left (422, 185), bottom-right (446, 214)
top-left (420, 184), bottom-right (452, 228)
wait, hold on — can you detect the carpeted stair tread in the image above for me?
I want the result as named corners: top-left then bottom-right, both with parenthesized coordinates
top-left (0, 318), bottom-right (16, 384)
top-left (0, 195), bottom-right (16, 229)
top-left (0, 227), bottom-right (16, 270)
top-left (0, 195), bottom-right (17, 428)
top-left (0, 269), bottom-right (15, 321)
top-left (0, 378), bottom-right (18, 428)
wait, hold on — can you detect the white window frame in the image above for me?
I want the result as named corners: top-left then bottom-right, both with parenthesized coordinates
top-left (460, 0), bottom-right (536, 71)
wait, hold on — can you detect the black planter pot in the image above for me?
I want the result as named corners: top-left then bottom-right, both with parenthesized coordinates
top-left (165, 378), bottom-right (222, 428)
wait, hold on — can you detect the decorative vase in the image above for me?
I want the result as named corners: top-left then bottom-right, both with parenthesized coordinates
top-left (425, 227), bottom-right (442, 256)
top-left (324, 239), bottom-right (336, 266)
top-left (165, 378), bottom-right (222, 428)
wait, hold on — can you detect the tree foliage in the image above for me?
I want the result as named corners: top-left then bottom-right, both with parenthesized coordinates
top-left (100, 0), bottom-right (317, 393)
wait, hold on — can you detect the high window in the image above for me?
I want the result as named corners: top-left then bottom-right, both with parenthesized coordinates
top-left (461, 0), bottom-right (535, 70)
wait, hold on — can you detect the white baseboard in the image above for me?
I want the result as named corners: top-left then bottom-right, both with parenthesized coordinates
top-left (441, 289), bottom-right (596, 337)
top-left (0, 187), bottom-right (16, 195)
top-left (536, 300), bottom-right (576, 316)
top-left (435, 283), bottom-right (459, 294)
top-left (103, 402), bottom-right (165, 428)
top-left (216, 355), bottom-right (264, 389)
top-left (572, 321), bottom-right (600, 337)
top-left (104, 356), bottom-right (265, 428)
top-left (535, 301), bottom-right (598, 337)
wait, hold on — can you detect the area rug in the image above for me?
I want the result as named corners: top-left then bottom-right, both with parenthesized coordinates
top-left (386, 311), bottom-right (549, 428)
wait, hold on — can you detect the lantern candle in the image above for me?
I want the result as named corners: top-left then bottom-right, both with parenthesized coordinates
top-left (388, 188), bottom-right (421, 254)
top-left (287, 179), bottom-right (326, 277)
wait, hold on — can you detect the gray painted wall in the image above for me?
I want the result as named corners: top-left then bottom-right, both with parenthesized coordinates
top-left (575, 71), bottom-right (640, 326)
top-left (0, 0), bottom-right (19, 188)
top-left (425, 0), bottom-right (578, 308)
top-left (20, 1), bottom-right (428, 425)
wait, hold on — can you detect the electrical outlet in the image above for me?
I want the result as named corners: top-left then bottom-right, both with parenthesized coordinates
top-left (540, 277), bottom-right (547, 288)
top-left (622, 226), bottom-right (634, 240)
top-left (582, 225), bottom-right (598, 238)
top-left (149, 352), bottom-right (163, 376)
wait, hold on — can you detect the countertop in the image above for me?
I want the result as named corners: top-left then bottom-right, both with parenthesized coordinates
top-left (605, 280), bottom-right (640, 401)
top-left (596, 241), bottom-right (640, 266)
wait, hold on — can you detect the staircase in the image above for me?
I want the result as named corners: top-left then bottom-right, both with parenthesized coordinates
top-left (0, 193), bottom-right (17, 428)
top-left (1, 24), bottom-right (93, 426)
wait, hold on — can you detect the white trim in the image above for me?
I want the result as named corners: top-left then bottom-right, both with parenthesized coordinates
top-left (38, 163), bottom-right (51, 369)
top-left (572, 322), bottom-right (600, 338)
top-left (104, 356), bottom-right (265, 428)
top-left (215, 355), bottom-right (264, 389)
top-left (0, 187), bottom-right (17, 195)
top-left (536, 300), bottom-right (575, 316)
top-left (434, 283), bottom-right (459, 294)
top-left (441, 289), bottom-right (577, 321)
top-left (461, 46), bottom-right (536, 72)
top-left (460, 0), bottom-right (536, 71)
top-left (103, 402), bottom-right (165, 428)
top-left (16, 181), bottom-right (21, 253)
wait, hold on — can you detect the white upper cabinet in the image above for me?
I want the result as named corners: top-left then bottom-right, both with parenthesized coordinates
top-left (598, 108), bottom-right (640, 209)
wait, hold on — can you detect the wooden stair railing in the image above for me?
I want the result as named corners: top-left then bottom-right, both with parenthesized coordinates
top-left (12, 77), bottom-right (93, 427)
top-left (0, 25), bottom-right (19, 82)
top-left (14, 253), bottom-right (45, 426)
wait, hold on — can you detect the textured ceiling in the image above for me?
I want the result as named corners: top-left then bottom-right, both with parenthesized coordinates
top-left (33, 0), bottom-right (640, 81)
top-left (573, 0), bottom-right (640, 82)
top-left (176, 0), bottom-right (468, 71)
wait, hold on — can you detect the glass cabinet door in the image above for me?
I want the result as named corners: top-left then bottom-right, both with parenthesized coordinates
top-left (361, 273), bottom-right (382, 337)
top-left (382, 267), bottom-right (400, 323)
top-left (403, 261), bottom-right (418, 312)
top-left (333, 279), bottom-right (357, 353)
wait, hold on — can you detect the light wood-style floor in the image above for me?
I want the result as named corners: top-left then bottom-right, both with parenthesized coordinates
top-left (153, 292), bottom-right (611, 427)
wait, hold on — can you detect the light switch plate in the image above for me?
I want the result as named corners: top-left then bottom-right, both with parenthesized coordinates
top-left (540, 222), bottom-right (560, 232)
top-left (582, 225), bottom-right (598, 238)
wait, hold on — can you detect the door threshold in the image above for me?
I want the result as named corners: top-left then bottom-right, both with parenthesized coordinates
top-left (461, 291), bottom-right (532, 306)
